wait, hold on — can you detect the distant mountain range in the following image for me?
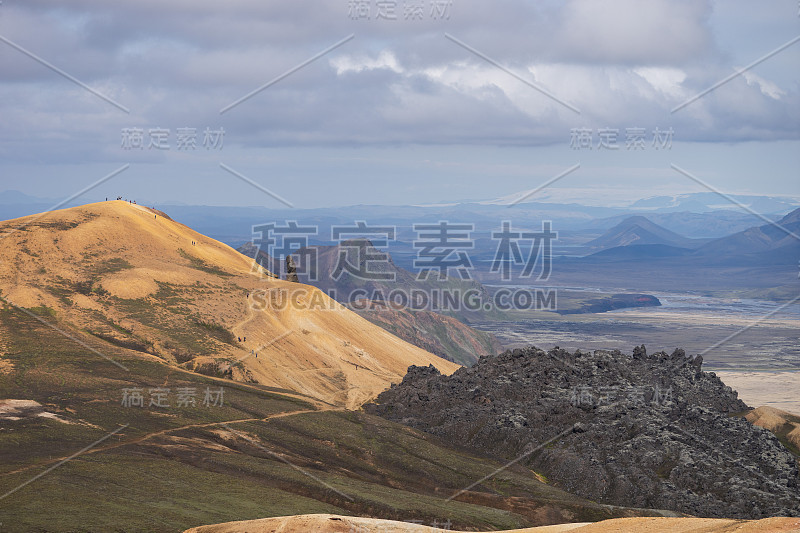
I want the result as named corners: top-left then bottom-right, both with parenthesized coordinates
top-left (584, 210), bottom-right (777, 238)
top-left (3, 190), bottom-right (797, 297)
top-left (1, 191), bottom-right (796, 243)
top-left (585, 208), bottom-right (800, 266)
top-left (627, 192), bottom-right (800, 214)
top-left (478, 189), bottom-right (800, 213)
top-left (699, 208), bottom-right (800, 258)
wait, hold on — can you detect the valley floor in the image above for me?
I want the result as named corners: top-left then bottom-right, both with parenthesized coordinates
top-left (715, 371), bottom-right (800, 415)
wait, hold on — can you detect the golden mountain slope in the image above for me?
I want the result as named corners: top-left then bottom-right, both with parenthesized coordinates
top-left (184, 514), bottom-right (800, 533)
top-left (0, 201), bottom-right (458, 408)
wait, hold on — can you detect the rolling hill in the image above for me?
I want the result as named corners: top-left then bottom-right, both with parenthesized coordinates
top-left (0, 201), bottom-right (458, 409)
top-left (696, 207), bottom-right (800, 260)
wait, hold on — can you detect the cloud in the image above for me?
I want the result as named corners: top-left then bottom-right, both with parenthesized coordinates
top-left (0, 0), bottom-right (796, 167)
top-left (741, 70), bottom-right (787, 100)
top-left (633, 67), bottom-right (688, 99)
top-left (331, 51), bottom-right (404, 75)
top-left (553, 0), bottom-right (714, 65)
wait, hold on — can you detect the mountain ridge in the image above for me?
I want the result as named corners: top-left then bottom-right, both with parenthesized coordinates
top-left (0, 201), bottom-right (459, 409)
top-left (697, 207), bottom-right (800, 258)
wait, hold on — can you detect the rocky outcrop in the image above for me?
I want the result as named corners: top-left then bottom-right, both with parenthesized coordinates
top-left (285, 255), bottom-right (299, 283)
top-left (367, 346), bottom-right (800, 519)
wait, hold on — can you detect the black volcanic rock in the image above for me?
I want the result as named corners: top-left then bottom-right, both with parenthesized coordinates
top-left (366, 346), bottom-right (800, 519)
top-left (285, 255), bottom-right (299, 282)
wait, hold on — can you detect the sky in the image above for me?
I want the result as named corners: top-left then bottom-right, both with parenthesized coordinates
top-left (0, 0), bottom-right (798, 209)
